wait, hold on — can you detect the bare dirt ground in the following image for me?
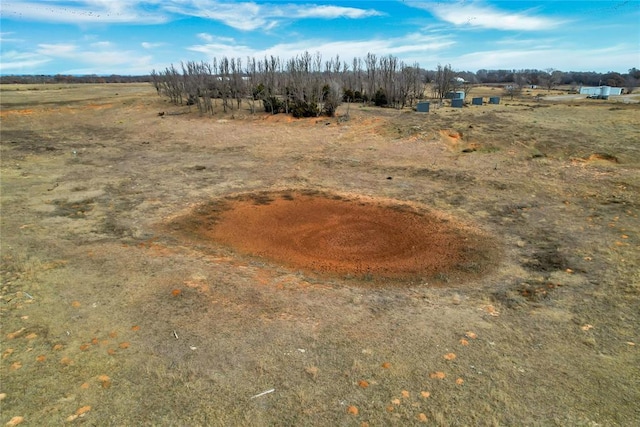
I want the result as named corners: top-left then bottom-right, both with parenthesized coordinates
top-left (1, 83), bottom-right (639, 426)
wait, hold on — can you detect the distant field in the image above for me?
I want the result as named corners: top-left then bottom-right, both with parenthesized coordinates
top-left (1, 84), bottom-right (638, 426)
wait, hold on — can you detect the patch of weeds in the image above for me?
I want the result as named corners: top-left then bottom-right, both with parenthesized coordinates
top-left (530, 147), bottom-right (546, 158)
top-left (51, 198), bottom-right (95, 218)
top-left (101, 214), bottom-right (130, 237)
top-left (493, 279), bottom-right (562, 308)
top-left (250, 192), bottom-right (274, 205)
top-left (433, 272), bottom-right (450, 283)
top-left (585, 153), bottom-right (618, 163)
top-left (518, 281), bottom-right (560, 302)
top-left (409, 167), bottom-right (475, 183)
top-left (492, 202), bottom-right (537, 224)
top-left (523, 244), bottom-right (567, 273)
top-left (300, 189), bottom-right (322, 197)
top-left (489, 181), bottom-right (509, 190)
top-left (387, 203), bottom-right (414, 213)
top-left (181, 200), bottom-right (230, 228)
top-left (479, 145), bottom-right (501, 153)
top-left (457, 261), bottom-right (482, 274)
top-left (447, 194), bottom-right (466, 207)
top-left (361, 271), bottom-right (374, 282)
top-left (492, 288), bottom-right (528, 309)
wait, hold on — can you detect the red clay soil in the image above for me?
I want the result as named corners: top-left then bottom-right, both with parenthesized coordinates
top-left (170, 191), bottom-right (497, 282)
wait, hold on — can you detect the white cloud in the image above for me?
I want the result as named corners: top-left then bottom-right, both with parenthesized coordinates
top-left (437, 44), bottom-right (638, 72)
top-left (188, 33), bottom-right (454, 66)
top-left (0, 0), bottom-right (167, 24)
top-left (28, 41), bottom-right (157, 74)
top-left (411, 1), bottom-right (564, 31)
top-left (141, 42), bottom-right (165, 49)
top-left (166, 1), bottom-right (382, 31)
top-left (289, 5), bottom-right (382, 20)
top-left (91, 41), bottom-right (112, 48)
top-left (165, 2), bottom-right (276, 31)
top-left (1, 1), bottom-right (381, 30)
top-left (0, 31), bottom-right (23, 43)
top-left (0, 50), bottom-right (51, 72)
top-left (197, 33), bottom-right (214, 43)
top-left (37, 43), bottom-right (78, 56)
top-left (184, 30), bottom-right (634, 74)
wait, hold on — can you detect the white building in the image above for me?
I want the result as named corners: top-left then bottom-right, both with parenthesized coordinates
top-left (579, 86), bottom-right (623, 96)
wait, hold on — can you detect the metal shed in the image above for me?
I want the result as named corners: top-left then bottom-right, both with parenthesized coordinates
top-left (416, 101), bottom-right (430, 113)
top-left (579, 86), bottom-right (622, 97)
top-left (446, 91), bottom-right (465, 100)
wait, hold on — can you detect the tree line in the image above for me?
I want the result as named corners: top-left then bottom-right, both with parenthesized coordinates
top-left (149, 57), bottom-right (638, 116)
top-left (0, 74), bottom-right (150, 84)
top-left (472, 68), bottom-right (638, 89)
top-left (150, 52), bottom-right (427, 117)
top-left (2, 65), bottom-right (636, 111)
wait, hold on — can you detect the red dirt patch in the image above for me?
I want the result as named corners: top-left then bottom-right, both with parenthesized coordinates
top-left (585, 153), bottom-right (619, 163)
top-left (0, 109), bottom-right (34, 117)
top-left (168, 191), bottom-right (498, 283)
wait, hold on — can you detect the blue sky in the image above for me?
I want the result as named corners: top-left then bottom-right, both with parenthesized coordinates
top-left (1, 1), bottom-right (638, 75)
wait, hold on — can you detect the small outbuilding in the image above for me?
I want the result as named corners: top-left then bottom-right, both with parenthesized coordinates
top-left (579, 86), bottom-right (623, 97)
top-left (416, 101), bottom-right (430, 113)
top-left (445, 91), bottom-right (465, 100)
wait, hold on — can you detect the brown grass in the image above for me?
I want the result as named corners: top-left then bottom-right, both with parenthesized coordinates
top-left (1, 83), bottom-right (639, 425)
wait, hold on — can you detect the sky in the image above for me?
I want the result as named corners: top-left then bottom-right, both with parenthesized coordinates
top-left (0, 0), bottom-right (638, 75)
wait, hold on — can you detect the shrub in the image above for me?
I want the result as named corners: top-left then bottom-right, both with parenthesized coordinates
top-left (323, 81), bottom-right (342, 117)
top-left (342, 89), bottom-right (366, 103)
top-left (253, 83), bottom-right (265, 101)
top-left (343, 88), bottom-right (354, 102)
top-left (290, 100), bottom-right (319, 118)
top-left (263, 96), bottom-right (284, 114)
top-left (374, 88), bottom-right (388, 106)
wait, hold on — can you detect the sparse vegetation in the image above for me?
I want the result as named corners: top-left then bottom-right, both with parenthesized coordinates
top-left (1, 83), bottom-right (639, 426)
top-left (151, 52), bottom-right (426, 117)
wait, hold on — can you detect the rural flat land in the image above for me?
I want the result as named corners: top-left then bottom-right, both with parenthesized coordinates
top-left (1, 83), bottom-right (639, 425)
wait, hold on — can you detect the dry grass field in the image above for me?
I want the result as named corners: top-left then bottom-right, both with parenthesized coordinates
top-left (1, 83), bottom-right (639, 426)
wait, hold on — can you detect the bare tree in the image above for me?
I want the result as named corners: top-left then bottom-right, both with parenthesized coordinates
top-left (540, 68), bottom-right (562, 92)
top-left (625, 75), bottom-right (638, 94)
top-left (460, 76), bottom-right (477, 101)
top-left (245, 56), bottom-right (258, 113)
top-left (379, 55), bottom-right (399, 108)
top-left (153, 52), bottom-right (440, 117)
top-left (397, 62), bottom-right (423, 108)
top-left (504, 71), bottom-right (528, 100)
top-left (433, 64), bottom-right (454, 102)
top-left (323, 80), bottom-right (342, 117)
top-left (504, 84), bottom-right (522, 100)
top-left (365, 53), bottom-right (378, 104)
top-left (352, 57), bottom-right (364, 100)
top-left (230, 57), bottom-right (244, 109)
top-left (218, 57), bottom-right (232, 112)
top-left (261, 55), bottom-right (281, 114)
top-left (181, 61), bottom-right (201, 112)
top-left (150, 69), bottom-right (161, 94)
top-left (162, 64), bottom-right (183, 105)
